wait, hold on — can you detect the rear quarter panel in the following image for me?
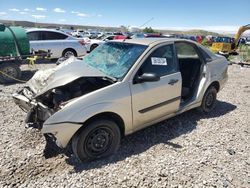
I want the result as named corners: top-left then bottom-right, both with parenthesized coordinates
top-left (63, 39), bottom-right (87, 57)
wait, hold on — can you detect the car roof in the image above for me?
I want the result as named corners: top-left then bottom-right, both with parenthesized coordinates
top-left (112, 38), bottom-right (194, 46)
top-left (26, 28), bottom-right (70, 36)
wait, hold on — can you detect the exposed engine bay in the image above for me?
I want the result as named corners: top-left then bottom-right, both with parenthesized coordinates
top-left (15, 76), bottom-right (113, 125)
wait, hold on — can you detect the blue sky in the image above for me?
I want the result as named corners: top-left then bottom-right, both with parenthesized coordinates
top-left (0, 0), bottom-right (249, 33)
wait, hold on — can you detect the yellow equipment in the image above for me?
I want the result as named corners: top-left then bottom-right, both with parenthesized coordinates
top-left (211, 24), bottom-right (250, 55)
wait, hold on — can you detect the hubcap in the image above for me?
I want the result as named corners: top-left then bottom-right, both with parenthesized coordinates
top-left (85, 127), bottom-right (112, 156)
top-left (206, 93), bottom-right (214, 107)
top-left (64, 51), bottom-right (74, 58)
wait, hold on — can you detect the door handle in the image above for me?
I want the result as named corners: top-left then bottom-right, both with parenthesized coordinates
top-left (168, 79), bottom-right (179, 85)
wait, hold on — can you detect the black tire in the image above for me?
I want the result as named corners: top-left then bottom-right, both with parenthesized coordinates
top-left (90, 44), bottom-right (98, 52)
top-left (62, 49), bottom-right (77, 58)
top-left (199, 86), bottom-right (217, 113)
top-left (0, 62), bottom-right (22, 84)
top-left (72, 119), bottom-right (121, 162)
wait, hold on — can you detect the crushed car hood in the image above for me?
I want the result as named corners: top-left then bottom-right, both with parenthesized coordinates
top-left (28, 56), bottom-right (110, 96)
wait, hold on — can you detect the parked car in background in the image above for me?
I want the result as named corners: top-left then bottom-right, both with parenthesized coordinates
top-left (83, 31), bottom-right (99, 39)
top-left (131, 33), bottom-right (168, 39)
top-left (26, 29), bottom-right (87, 59)
top-left (97, 35), bottom-right (115, 41)
top-left (105, 31), bottom-right (114, 35)
top-left (144, 33), bottom-right (168, 38)
top-left (58, 28), bottom-right (74, 36)
top-left (113, 35), bottom-right (128, 40)
top-left (13, 38), bottom-right (228, 162)
top-left (131, 33), bottom-right (146, 38)
top-left (85, 35), bottom-right (116, 52)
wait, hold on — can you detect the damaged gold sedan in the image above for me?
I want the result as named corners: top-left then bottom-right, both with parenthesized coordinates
top-left (13, 38), bottom-right (228, 162)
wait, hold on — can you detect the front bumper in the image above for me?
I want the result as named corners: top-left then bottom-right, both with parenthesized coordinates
top-left (12, 88), bottom-right (35, 112)
top-left (42, 122), bottom-right (82, 148)
top-left (13, 88), bottom-right (53, 124)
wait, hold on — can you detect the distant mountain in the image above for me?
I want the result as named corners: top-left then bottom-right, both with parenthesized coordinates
top-left (0, 19), bottom-right (119, 31)
top-left (0, 19), bottom-right (228, 36)
top-left (156, 29), bottom-right (222, 36)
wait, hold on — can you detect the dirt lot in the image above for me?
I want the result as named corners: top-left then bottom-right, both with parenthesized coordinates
top-left (0, 63), bottom-right (249, 187)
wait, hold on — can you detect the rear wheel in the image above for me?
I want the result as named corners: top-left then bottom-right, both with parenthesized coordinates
top-left (0, 62), bottom-right (22, 84)
top-left (199, 86), bottom-right (217, 113)
top-left (72, 119), bottom-right (121, 162)
top-left (62, 49), bottom-right (77, 58)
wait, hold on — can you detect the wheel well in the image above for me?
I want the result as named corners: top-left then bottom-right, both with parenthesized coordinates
top-left (209, 81), bottom-right (220, 92)
top-left (75, 112), bottom-right (125, 138)
top-left (62, 48), bottom-right (77, 56)
top-left (90, 44), bottom-right (99, 50)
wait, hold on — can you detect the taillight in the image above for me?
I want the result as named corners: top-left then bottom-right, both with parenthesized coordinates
top-left (78, 40), bottom-right (86, 45)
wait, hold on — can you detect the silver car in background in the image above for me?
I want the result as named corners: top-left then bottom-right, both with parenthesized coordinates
top-left (13, 38), bottom-right (228, 162)
top-left (26, 28), bottom-right (87, 59)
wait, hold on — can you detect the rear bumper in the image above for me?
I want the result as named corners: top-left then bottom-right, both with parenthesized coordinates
top-left (77, 46), bottom-right (88, 56)
top-left (219, 69), bottom-right (228, 91)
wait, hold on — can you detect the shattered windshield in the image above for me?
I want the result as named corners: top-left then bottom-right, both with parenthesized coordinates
top-left (83, 42), bottom-right (147, 79)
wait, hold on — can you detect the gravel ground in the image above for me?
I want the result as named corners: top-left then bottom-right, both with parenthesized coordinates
top-left (0, 63), bottom-right (249, 188)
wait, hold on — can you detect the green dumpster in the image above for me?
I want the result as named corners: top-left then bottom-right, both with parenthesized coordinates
top-left (0, 24), bottom-right (30, 57)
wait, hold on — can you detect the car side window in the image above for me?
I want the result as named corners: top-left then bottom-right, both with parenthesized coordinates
top-left (42, 31), bottom-right (68, 40)
top-left (27, 31), bottom-right (41, 41)
top-left (175, 42), bottom-right (199, 58)
top-left (138, 44), bottom-right (176, 77)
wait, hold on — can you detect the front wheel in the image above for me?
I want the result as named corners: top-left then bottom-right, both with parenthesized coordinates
top-left (72, 119), bottom-right (121, 162)
top-left (199, 86), bottom-right (217, 113)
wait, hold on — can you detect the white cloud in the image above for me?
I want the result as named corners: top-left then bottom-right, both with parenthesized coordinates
top-left (19, 12), bottom-right (27, 15)
top-left (0, 12), bottom-right (7, 15)
top-left (36, 7), bottom-right (47, 11)
top-left (72, 11), bottom-right (91, 17)
top-left (9, 8), bottom-right (20, 12)
top-left (77, 13), bottom-right (88, 17)
top-left (53, 8), bottom-right (65, 13)
top-left (97, 14), bottom-right (103, 17)
top-left (31, 15), bottom-right (46, 19)
top-left (71, 11), bottom-right (79, 14)
top-left (24, 8), bottom-right (30, 11)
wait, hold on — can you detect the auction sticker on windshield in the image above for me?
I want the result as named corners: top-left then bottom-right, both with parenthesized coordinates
top-left (151, 57), bottom-right (168, 66)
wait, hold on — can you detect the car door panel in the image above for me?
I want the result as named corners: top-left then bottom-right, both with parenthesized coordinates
top-left (129, 44), bottom-right (182, 130)
top-left (40, 31), bottom-right (68, 58)
top-left (130, 72), bottom-right (182, 129)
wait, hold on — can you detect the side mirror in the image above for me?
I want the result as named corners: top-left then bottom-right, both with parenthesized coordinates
top-left (0, 24), bottom-right (6, 32)
top-left (135, 73), bottom-right (160, 83)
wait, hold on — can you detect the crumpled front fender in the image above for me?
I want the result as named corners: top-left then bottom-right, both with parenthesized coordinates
top-left (42, 102), bottom-right (132, 148)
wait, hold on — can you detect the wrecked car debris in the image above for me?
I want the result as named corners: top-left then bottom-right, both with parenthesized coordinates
top-left (13, 56), bottom-right (115, 124)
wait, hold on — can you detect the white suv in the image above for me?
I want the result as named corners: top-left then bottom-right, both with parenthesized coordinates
top-left (26, 28), bottom-right (87, 59)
